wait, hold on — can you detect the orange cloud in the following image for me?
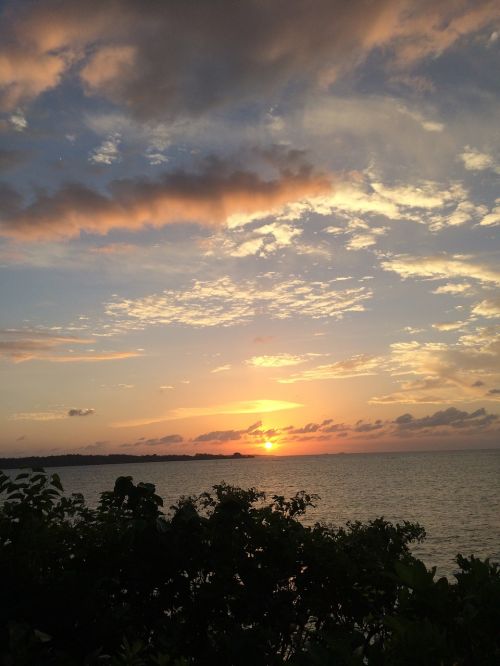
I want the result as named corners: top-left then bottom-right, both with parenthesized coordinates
top-left (0, 330), bottom-right (141, 363)
top-left (0, 163), bottom-right (331, 240)
top-left (0, 1), bottom-right (498, 114)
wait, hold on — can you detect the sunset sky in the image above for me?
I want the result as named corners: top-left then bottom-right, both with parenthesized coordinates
top-left (1, 0), bottom-right (499, 456)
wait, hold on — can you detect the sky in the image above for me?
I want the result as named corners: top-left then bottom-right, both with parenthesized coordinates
top-left (0, 0), bottom-right (499, 457)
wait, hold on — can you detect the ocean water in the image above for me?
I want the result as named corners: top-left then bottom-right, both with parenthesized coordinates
top-left (5, 449), bottom-right (500, 578)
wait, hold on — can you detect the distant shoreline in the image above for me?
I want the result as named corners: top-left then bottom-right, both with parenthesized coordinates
top-left (0, 452), bottom-right (253, 470)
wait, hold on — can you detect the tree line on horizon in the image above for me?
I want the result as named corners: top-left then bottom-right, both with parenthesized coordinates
top-left (0, 451), bottom-right (251, 470)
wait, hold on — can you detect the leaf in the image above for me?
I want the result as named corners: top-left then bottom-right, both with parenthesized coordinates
top-left (50, 474), bottom-right (64, 491)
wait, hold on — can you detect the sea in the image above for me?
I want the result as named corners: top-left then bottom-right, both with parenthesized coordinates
top-left (5, 449), bottom-right (500, 578)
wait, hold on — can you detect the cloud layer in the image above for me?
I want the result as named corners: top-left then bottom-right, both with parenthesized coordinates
top-left (1, 0), bottom-right (498, 116)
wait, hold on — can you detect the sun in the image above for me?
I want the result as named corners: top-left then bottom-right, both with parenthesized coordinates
top-left (264, 441), bottom-right (273, 451)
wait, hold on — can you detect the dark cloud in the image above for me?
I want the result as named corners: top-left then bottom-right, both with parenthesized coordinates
top-left (393, 407), bottom-right (498, 430)
top-left (354, 419), bottom-right (384, 433)
top-left (194, 430), bottom-right (242, 443)
top-left (193, 420), bottom-right (269, 443)
top-left (68, 408), bottom-right (95, 417)
top-left (394, 413), bottom-right (413, 424)
top-left (279, 407), bottom-right (499, 444)
top-left (139, 434), bottom-right (184, 446)
top-left (285, 420), bottom-right (352, 440)
top-left (246, 421), bottom-right (262, 433)
top-left (1, 1), bottom-right (497, 116)
top-left (323, 423), bottom-right (350, 433)
top-left (290, 422), bottom-right (321, 434)
top-left (0, 159), bottom-right (330, 240)
top-left (488, 388), bottom-right (500, 395)
top-left (160, 434), bottom-right (184, 444)
top-left (82, 441), bottom-right (108, 451)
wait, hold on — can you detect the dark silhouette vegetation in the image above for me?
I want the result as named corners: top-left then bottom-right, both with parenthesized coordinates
top-left (0, 452), bottom-right (252, 470)
top-left (0, 469), bottom-right (498, 665)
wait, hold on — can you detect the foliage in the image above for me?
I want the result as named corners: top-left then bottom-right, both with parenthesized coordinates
top-left (0, 469), bottom-right (498, 665)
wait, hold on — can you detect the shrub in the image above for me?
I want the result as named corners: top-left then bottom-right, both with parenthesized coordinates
top-left (0, 469), bottom-right (498, 665)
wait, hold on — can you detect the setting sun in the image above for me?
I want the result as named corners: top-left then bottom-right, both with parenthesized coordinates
top-left (264, 441), bottom-right (273, 451)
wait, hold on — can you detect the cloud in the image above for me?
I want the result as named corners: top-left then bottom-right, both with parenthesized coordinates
top-left (278, 354), bottom-right (383, 384)
top-left (472, 297), bottom-right (500, 318)
top-left (106, 275), bottom-right (372, 329)
top-left (279, 173), bottom-right (479, 233)
top-left (211, 364), bottom-right (231, 373)
top-left (43, 351), bottom-right (142, 363)
top-left (272, 407), bottom-right (499, 444)
top-left (370, 327), bottom-right (500, 404)
top-left (460, 146), bottom-right (499, 172)
top-left (301, 179), bottom-right (465, 224)
top-left (194, 429), bottom-right (242, 443)
top-left (113, 399), bottom-right (303, 428)
top-left (381, 254), bottom-right (500, 286)
top-left (138, 434), bottom-right (183, 446)
top-left (82, 441), bottom-right (108, 452)
top-left (89, 133), bottom-right (121, 165)
top-left (10, 411), bottom-right (66, 421)
top-left (1, 1), bottom-right (498, 116)
top-left (393, 407), bottom-right (497, 431)
top-left (0, 160), bottom-right (330, 240)
top-left (193, 419), bottom-right (267, 443)
top-left (0, 329), bottom-right (141, 363)
top-left (246, 354), bottom-right (309, 368)
top-left (481, 199), bottom-right (500, 227)
top-left (432, 283), bottom-right (474, 295)
top-left (432, 321), bottom-right (467, 332)
top-left (68, 408), bottom-right (95, 417)
top-left (0, 330), bottom-right (90, 362)
top-left (9, 110), bottom-right (28, 132)
top-left (211, 219), bottom-right (304, 259)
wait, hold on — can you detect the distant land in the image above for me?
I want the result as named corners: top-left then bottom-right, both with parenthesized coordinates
top-left (0, 452), bottom-right (253, 470)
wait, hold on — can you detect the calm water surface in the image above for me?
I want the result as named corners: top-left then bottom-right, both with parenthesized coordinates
top-left (11, 449), bottom-right (500, 577)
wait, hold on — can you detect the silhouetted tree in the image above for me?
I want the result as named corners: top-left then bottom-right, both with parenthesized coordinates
top-left (0, 469), bottom-right (498, 664)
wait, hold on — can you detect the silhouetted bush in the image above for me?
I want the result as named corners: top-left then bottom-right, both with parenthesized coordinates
top-left (0, 469), bottom-right (498, 665)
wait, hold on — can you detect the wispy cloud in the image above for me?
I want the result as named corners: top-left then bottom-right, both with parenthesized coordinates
top-left (371, 327), bottom-right (500, 404)
top-left (106, 276), bottom-right (372, 329)
top-left (472, 297), bottom-right (500, 318)
top-left (113, 399), bottom-right (303, 427)
top-left (246, 353), bottom-right (310, 368)
top-left (0, 329), bottom-right (141, 363)
top-left (278, 354), bottom-right (383, 384)
top-left (211, 364), bottom-right (231, 373)
top-left (381, 255), bottom-right (500, 286)
top-left (10, 411), bottom-right (67, 421)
